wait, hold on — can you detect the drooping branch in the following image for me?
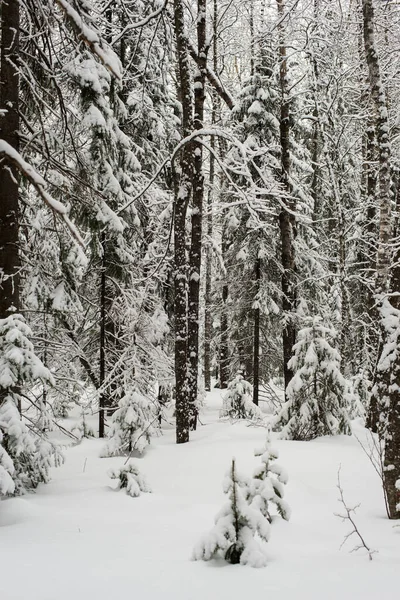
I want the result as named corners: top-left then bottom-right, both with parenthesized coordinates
top-left (55, 0), bottom-right (122, 80)
top-left (0, 140), bottom-right (85, 248)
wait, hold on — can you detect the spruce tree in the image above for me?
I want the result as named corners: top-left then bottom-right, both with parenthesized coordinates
top-left (108, 461), bottom-right (151, 498)
top-left (275, 316), bottom-right (351, 441)
top-left (193, 458), bottom-right (270, 567)
top-left (248, 430), bottom-right (290, 522)
top-left (220, 373), bottom-right (263, 421)
top-left (101, 388), bottom-right (157, 456)
top-left (0, 315), bottom-right (63, 493)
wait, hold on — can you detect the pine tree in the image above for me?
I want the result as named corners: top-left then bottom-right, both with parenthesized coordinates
top-left (101, 388), bottom-right (157, 456)
top-left (0, 430), bottom-right (15, 497)
top-left (0, 315), bottom-right (63, 493)
top-left (108, 461), bottom-right (151, 498)
top-left (276, 316), bottom-right (351, 441)
top-left (193, 458), bottom-right (270, 567)
top-left (248, 430), bottom-right (290, 522)
top-left (220, 373), bottom-right (263, 421)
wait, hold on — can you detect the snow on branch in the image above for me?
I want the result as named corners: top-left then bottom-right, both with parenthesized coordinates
top-left (111, 0), bottom-right (169, 45)
top-left (0, 140), bottom-right (84, 248)
top-left (55, 0), bottom-right (122, 80)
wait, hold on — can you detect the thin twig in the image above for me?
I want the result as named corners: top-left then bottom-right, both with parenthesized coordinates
top-left (335, 466), bottom-right (377, 560)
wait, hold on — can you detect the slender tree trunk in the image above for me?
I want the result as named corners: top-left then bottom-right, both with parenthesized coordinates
top-left (99, 234), bottom-right (107, 438)
top-left (0, 0), bottom-right (20, 321)
top-left (173, 0), bottom-right (194, 443)
top-left (220, 279), bottom-right (230, 389)
top-left (187, 0), bottom-right (207, 430)
top-left (253, 257), bottom-right (260, 405)
top-left (204, 0), bottom-right (219, 393)
top-left (362, 0), bottom-right (400, 518)
top-left (203, 146), bottom-right (214, 392)
top-left (277, 0), bottom-right (296, 394)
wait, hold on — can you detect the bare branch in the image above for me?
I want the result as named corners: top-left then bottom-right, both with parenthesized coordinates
top-left (335, 466), bottom-right (377, 560)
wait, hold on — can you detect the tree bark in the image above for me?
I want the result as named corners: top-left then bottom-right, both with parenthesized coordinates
top-left (252, 257), bottom-right (260, 405)
top-left (0, 0), bottom-right (20, 320)
top-left (187, 0), bottom-right (208, 431)
top-left (204, 0), bottom-right (219, 393)
top-left (277, 0), bottom-right (296, 393)
top-left (362, 0), bottom-right (400, 518)
top-left (172, 0), bottom-right (194, 443)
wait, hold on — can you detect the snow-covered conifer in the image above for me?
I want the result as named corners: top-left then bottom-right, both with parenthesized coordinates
top-left (108, 461), bottom-right (151, 498)
top-left (0, 315), bottom-right (62, 493)
top-left (275, 317), bottom-right (351, 440)
top-left (220, 373), bottom-right (262, 421)
top-left (193, 459), bottom-right (270, 567)
top-left (0, 430), bottom-right (15, 497)
top-left (248, 431), bottom-right (290, 522)
top-left (71, 405), bottom-right (96, 441)
top-left (101, 387), bottom-right (157, 457)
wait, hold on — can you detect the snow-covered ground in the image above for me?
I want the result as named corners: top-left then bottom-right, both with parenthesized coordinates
top-left (0, 389), bottom-right (398, 600)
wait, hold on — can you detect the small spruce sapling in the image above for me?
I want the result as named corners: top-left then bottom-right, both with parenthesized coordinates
top-left (108, 461), bottom-right (151, 497)
top-left (193, 459), bottom-right (270, 567)
top-left (0, 430), bottom-right (15, 496)
top-left (0, 315), bottom-right (63, 493)
top-left (101, 387), bottom-right (157, 457)
top-left (220, 373), bottom-right (263, 421)
top-left (71, 405), bottom-right (96, 441)
top-left (248, 430), bottom-right (291, 522)
top-left (276, 317), bottom-right (351, 440)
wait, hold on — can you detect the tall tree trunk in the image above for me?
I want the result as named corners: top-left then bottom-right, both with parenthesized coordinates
top-left (252, 257), bottom-right (260, 405)
top-left (362, 0), bottom-right (400, 519)
top-left (0, 0), bottom-right (20, 321)
top-left (204, 0), bottom-right (219, 393)
top-left (203, 144), bottom-right (214, 392)
top-left (220, 280), bottom-right (230, 389)
top-left (277, 0), bottom-right (296, 394)
top-left (99, 234), bottom-right (107, 438)
top-left (173, 0), bottom-right (194, 443)
top-left (187, 0), bottom-right (207, 430)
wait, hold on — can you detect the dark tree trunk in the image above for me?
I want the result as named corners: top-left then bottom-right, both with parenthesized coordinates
top-left (252, 258), bottom-right (260, 405)
top-left (362, 0), bottom-right (400, 519)
top-left (187, 0), bottom-right (207, 431)
top-left (277, 0), bottom-right (296, 394)
top-left (204, 0), bottom-right (219, 394)
top-left (0, 0), bottom-right (20, 321)
top-left (172, 0), bottom-right (194, 443)
top-left (220, 281), bottom-right (230, 389)
top-left (99, 234), bottom-right (107, 438)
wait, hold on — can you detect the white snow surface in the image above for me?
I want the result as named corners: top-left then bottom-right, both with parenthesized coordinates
top-left (0, 389), bottom-right (398, 600)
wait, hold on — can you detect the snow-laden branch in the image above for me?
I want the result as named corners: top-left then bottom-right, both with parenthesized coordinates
top-left (188, 43), bottom-right (235, 110)
top-left (55, 0), bottom-right (122, 80)
top-left (111, 0), bottom-right (169, 45)
top-left (117, 127), bottom-right (299, 219)
top-left (0, 140), bottom-right (84, 248)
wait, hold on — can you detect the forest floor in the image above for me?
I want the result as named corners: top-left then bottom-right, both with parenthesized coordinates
top-left (0, 388), bottom-right (398, 600)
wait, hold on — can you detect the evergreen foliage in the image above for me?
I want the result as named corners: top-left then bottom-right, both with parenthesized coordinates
top-left (108, 461), bottom-right (151, 498)
top-left (248, 431), bottom-right (291, 522)
top-left (275, 317), bottom-right (351, 441)
top-left (101, 388), bottom-right (157, 456)
top-left (0, 315), bottom-right (63, 494)
top-left (193, 458), bottom-right (270, 567)
top-left (220, 373), bottom-right (262, 421)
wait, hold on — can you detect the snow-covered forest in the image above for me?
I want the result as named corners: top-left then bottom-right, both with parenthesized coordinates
top-left (0, 0), bottom-right (399, 597)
